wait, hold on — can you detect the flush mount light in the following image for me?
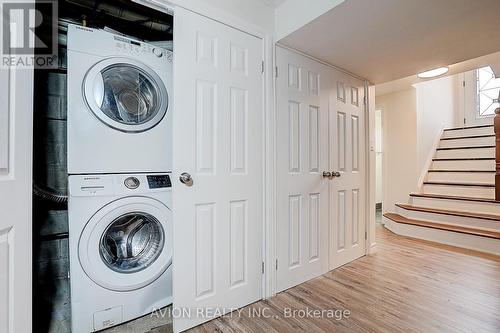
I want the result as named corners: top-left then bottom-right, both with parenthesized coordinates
top-left (417, 67), bottom-right (449, 78)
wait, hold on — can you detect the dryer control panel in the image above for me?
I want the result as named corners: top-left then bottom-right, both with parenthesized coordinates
top-left (147, 174), bottom-right (171, 189)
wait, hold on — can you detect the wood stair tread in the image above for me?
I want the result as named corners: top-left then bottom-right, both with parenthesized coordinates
top-left (395, 203), bottom-right (500, 221)
top-left (428, 169), bottom-right (495, 173)
top-left (423, 181), bottom-right (494, 187)
top-left (436, 145), bottom-right (494, 150)
top-left (383, 213), bottom-right (500, 239)
top-left (432, 157), bottom-right (494, 161)
top-left (443, 124), bottom-right (493, 131)
top-left (440, 134), bottom-right (495, 140)
top-left (410, 193), bottom-right (500, 204)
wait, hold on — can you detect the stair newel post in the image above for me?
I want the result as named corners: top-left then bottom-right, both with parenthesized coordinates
top-left (495, 94), bottom-right (500, 201)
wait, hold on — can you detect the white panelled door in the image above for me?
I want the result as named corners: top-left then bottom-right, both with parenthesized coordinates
top-left (276, 46), bottom-right (367, 289)
top-left (329, 72), bottom-right (366, 269)
top-left (275, 47), bottom-right (330, 292)
top-left (0, 0), bottom-right (34, 331)
top-left (173, 7), bottom-right (263, 332)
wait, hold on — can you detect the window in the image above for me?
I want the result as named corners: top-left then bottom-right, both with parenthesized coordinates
top-left (476, 66), bottom-right (500, 117)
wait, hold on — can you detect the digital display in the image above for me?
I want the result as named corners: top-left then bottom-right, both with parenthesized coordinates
top-left (147, 175), bottom-right (171, 189)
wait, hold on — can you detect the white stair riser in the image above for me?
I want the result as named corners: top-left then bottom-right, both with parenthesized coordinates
top-left (426, 172), bottom-right (494, 184)
top-left (432, 159), bottom-right (494, 170)
top-left (383, 217), bottom-right (500, 256)
top-left (439, 136), bottom-right (495, 148)
top-left (395, 206), bottom-right (500, 231)
top-left (422, 184), bottom-right (495, 199)
top-left (410, 196), bottom-right (500, 214)
top-left (434, 147), bottom-right (494, 159)
top-left (441, 127), bottom-right (494, 139)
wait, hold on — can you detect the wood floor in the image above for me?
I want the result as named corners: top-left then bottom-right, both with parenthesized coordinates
top-left (185, 225), bottom-right (500, 333)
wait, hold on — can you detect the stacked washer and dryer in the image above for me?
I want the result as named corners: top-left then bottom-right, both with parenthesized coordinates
top-left (67, 25), bottom-right (173, 332)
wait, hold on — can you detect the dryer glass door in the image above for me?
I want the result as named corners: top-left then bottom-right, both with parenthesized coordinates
top-left (84, 58), bottom-right (168, 133)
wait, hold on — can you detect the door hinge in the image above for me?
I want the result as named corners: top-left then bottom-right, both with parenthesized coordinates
top-left (275, 259), bottom-right (278, 270)
top-left (262, 261), bottom-right (265, 274)
top-left (365, 231), bottom-right (367, 240)
top-left (462, 81), bottom-right (466, 87)
top-left (261, 60), bottom-right (264, 74)
top-left (363, 96), bottom-right (367, 105)
top-left (275, 66), bottom-right (278, 78)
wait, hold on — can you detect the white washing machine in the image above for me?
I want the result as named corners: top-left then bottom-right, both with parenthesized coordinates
top-left (67, 25), bottom-right (173, 174)
top-left (68, 173), bottom-right (173, 333)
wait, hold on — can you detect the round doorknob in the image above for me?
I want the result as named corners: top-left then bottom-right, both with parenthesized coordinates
top-left (332, 171), bottom-right (341, 178)
top-left (322, 171), bottom-right (332, 179)
top-left (179, 172), bottom-right (193, 186)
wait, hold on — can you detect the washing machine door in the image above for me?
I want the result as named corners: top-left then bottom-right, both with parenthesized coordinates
top-left (78, 197), bottom-right (172, 291)
top-left (83, 57), bottom-right (168, 133)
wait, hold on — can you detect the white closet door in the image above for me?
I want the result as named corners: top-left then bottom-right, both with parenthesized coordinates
top-left (172, 7), bottom-right (263, 332)
top-left (0, 1), bottom-right (34, 331)
top-left (275, 47), bottom-right (330, 292)
top-left (329, 72), bottom-right (366, 269)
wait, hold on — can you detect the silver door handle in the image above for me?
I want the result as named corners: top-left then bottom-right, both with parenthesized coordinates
top-left (179, 172), bottom-right (193, 186)
top-left (322, 171), bottom-right (332, 179)
top-left (332, 171), bottom-right (341, 178)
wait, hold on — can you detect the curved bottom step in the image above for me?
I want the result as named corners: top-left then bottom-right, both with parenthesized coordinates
top-left (383, 213), bottom-right (500, 256)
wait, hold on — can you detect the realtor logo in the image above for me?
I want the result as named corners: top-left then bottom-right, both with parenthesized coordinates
top-left (1, 1), bottom-right (58, 68)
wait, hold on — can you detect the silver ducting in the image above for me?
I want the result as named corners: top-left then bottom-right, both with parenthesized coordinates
top-left (63, 0), bottom-right (172, 34)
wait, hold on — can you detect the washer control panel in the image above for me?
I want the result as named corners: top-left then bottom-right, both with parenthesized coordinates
top-left (147, 174), bottom-right (171, 189)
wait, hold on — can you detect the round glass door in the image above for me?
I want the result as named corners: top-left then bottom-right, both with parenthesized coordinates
top-left (83, 58), bottom-right (168, 133)
top-left (79, 197), bottom-right (172, 291)
top-left (100, 212), bottom-right (164, 274)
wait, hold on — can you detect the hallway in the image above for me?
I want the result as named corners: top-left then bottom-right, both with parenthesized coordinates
top-left (185, 225), bottom-right (500, 333)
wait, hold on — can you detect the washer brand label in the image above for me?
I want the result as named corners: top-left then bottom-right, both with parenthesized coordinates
top-left (75, 26), bottom-right (94, 32)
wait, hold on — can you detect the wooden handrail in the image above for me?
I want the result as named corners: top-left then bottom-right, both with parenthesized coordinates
top-left (495, 93), bottom-right (500, 201)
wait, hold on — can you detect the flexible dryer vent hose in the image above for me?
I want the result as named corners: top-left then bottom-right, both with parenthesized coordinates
top-left (33, 183), bottom-right (68, 204)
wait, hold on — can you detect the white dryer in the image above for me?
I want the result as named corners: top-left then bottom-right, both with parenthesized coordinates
top-left (67, 25), bottom-right (173, 174)
top-left (68, 173), bottom-right (173, 333)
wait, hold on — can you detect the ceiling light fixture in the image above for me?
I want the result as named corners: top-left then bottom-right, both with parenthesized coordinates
top-left (417, 67), bottom-right (449, 79)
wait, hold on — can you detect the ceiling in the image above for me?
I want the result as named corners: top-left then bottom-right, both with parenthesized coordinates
top-left (258, 0), bottom-right (287, 8)
top-left (279, 0), bottom-right (500, 84)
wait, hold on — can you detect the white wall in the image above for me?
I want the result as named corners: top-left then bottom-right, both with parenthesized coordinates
top-left (147, 0), bottom-right (275, 33)
top-left (376, 75), bottom-right (462, 213)
top-left (275, 0), bottom-right (345, 40)
top-left (376, 89), bottom-right (418, 213)
top-left (414, 75), bottom-right (461, 175)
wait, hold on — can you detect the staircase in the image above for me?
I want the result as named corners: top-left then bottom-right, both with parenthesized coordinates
top-left (383, 124), bottom-right (500, 255)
